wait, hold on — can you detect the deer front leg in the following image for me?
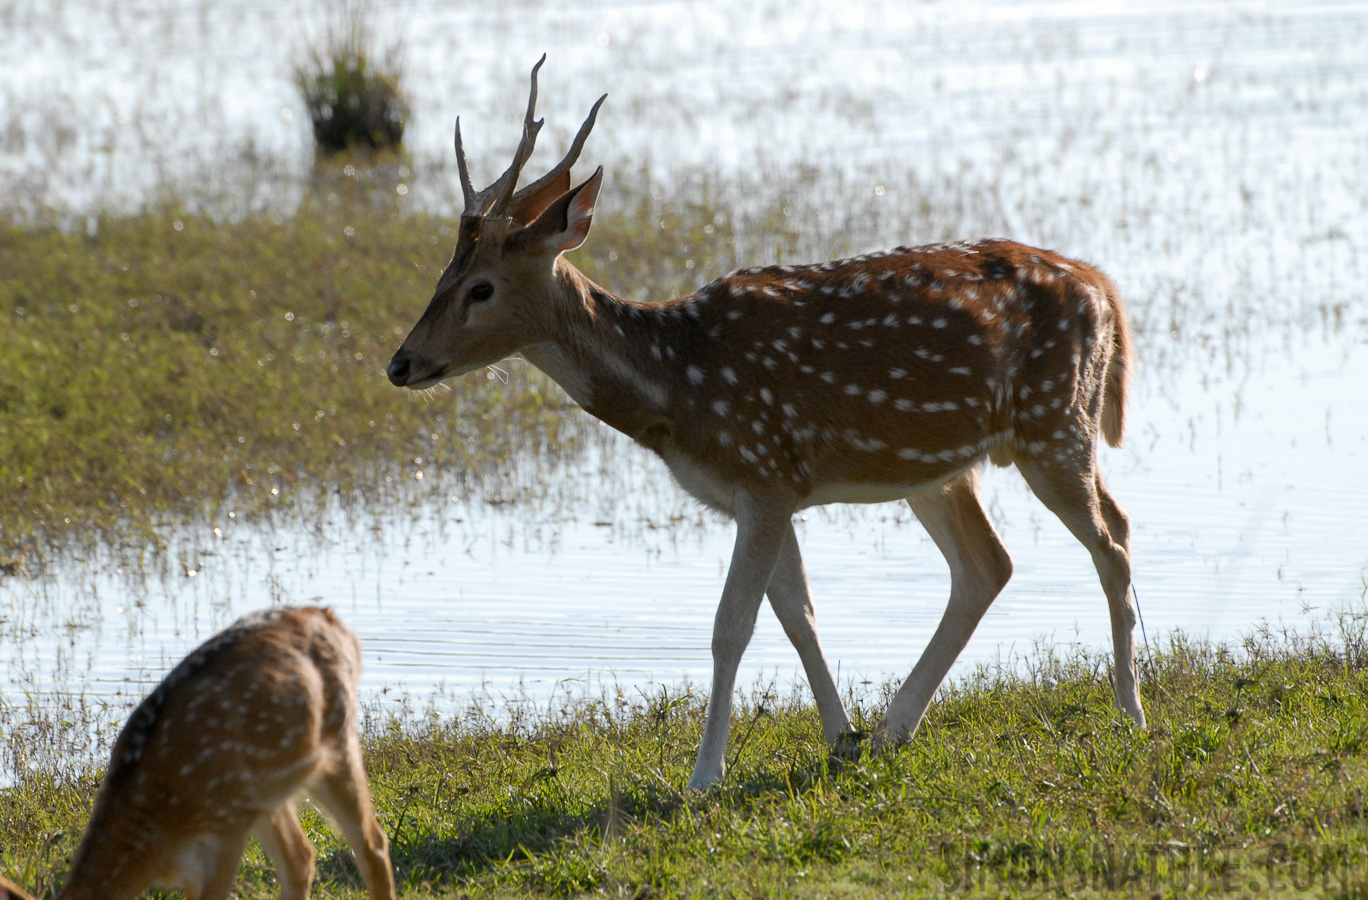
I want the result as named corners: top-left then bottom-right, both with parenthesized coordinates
top-left (765, 523), bottom-right (856, 750)
top-left (184, 832), bottom-right (252, 900)
top-left (689, 488), bottom-right (797, 790)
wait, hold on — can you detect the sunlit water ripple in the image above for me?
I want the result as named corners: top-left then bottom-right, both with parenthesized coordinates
top-left (4, 334), bottom-right (1365, 719)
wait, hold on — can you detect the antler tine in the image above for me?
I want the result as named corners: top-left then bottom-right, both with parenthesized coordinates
top-left (454, 56), bottom-right (549, 218)
top-left (454, 117), bottom-right (475, 212)
top-left (512, 92), bottom-right (608, 209)
top-left (484, 54), bottom-right (547, 217)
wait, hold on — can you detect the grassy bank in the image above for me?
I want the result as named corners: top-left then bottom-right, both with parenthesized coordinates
top-left (4, 613), bottom-right (1368, 898)
top-left (0, 169), bottom-right (786, 568)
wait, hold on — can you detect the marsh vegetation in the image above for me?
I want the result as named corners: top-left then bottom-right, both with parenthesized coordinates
top-left (1, 0), bottom-right (1367, 893)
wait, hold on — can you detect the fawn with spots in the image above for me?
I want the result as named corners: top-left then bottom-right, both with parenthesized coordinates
top-left (387, 57), bottom-right (1145, 789)
top-left (2, 607), bottom-right (395, 900)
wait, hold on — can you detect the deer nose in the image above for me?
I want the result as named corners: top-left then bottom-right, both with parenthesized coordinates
top-left (386, 353), bottom-right (412, 386)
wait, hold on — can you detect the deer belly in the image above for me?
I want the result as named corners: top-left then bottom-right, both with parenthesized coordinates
top-left (657, 444), bottom-right (736, 514)
top-left (799, 467), bottom-right (970, 509)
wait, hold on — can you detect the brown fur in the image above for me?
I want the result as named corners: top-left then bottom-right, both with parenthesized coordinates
top-left (1100, 275), bottom-right (1132, 448)
top-left (52, 607), bottom-right (395, 900)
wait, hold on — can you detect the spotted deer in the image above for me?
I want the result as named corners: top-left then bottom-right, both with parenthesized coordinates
top-left (20, 606), bottom-right (396, 900)
top-left (387, 58), bottom-right (1145, 789)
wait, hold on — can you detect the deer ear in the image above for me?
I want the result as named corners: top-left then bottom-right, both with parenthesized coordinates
top-left (509, 171), bottom-right (571, 227)
top-left (520, 166), bottom-right (603, 256)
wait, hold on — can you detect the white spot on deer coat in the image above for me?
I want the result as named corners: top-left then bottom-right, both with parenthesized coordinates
top-left (844, 430), bottom-right (887, 452)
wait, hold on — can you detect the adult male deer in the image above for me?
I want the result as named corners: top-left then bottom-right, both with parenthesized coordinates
top-left (387, 58), bottom-right (1144, 789)
top-left (5, 606), bottom-right (395, 900)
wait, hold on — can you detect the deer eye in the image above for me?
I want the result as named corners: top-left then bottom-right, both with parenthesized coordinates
top-left (470, 281), bottom-right (494, 302)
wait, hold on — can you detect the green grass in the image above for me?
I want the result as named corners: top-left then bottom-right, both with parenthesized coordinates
top-left (0, 171), bottom-right (779, 569)
top-left (5, 613), bottom-right (1368, 898)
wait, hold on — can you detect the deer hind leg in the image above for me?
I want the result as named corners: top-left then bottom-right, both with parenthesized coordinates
top-left (875, 469), bottom-right (1014, 750)
top-left (307, 737), bottom-right (397, 900)
top-left (1016, 454), bottom-right (1145, 728)
top-left (766, 522), bottom-right (856, 750)
top-left (253, 801), bottom-right (317, 900)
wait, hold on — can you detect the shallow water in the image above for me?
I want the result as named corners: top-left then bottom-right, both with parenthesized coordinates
top-left (4, 332), bottom-right (1364, 717)
top-left (2, 0), bottom-right (1367, 764)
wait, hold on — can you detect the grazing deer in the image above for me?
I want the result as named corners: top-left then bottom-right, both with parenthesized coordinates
top-left (387, 57), bottom-right (1145, 789)
top-left (13, 606), bottom-right (396, 900)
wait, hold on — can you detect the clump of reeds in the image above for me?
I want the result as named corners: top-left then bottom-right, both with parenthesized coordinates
top-left (294, 1), bottom-right (408, 157)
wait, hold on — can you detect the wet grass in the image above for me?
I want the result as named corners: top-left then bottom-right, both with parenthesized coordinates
top-left (0, 169), bottom-right (778, 570)
top-left (4, 0), bottom-right (1363, 575)
top-left (4, 611), bottom-right (1368, 897)
top-left (0, 149), bottom-right (925, 574)
top-left (1, 192), bottom-right (490, 564)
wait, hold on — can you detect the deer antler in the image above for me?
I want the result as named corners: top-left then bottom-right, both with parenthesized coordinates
top-left (453, 55), bottom-right (606, 221)
top-left (511, 91), bottom-right (607, 208)
top-left (455, 55), bottom-right (547, 218)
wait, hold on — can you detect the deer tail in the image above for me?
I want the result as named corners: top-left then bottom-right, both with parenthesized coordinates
top-left (1100, 277), bottom-right (1132, 448)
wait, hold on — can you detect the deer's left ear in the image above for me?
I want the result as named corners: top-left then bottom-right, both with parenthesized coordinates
top-left (518, 166), bottom-right (603, 256)
top-left (509, 171), bottom-right (571, 227)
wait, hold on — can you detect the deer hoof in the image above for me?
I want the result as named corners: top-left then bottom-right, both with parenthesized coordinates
top-left (829, 730), bottom-right (867, 762)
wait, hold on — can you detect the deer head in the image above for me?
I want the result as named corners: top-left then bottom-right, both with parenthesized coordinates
top-left (387, 56), bottom-right (607, 389)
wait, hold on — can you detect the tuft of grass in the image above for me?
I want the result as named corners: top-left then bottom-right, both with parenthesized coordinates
top-left (295, 0), bottom-right (408, 157)
top-left (5, 611), bottom-right (1368, 897)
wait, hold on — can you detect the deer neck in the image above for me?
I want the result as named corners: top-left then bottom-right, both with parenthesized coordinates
top-left (521, 262), bottom-right (681, 448)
